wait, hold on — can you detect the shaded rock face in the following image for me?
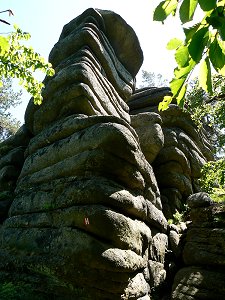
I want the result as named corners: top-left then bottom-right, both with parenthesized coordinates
top-left (0, 126), bottom-right (31, 223)
top-left (0, 8), bottom-right (168, 300)
top-left (171, 193), bottom-right (225, 299)
top-left (128, 89), bottom-right (214, 219)
top-left (0, 8), bottom-right (220, 300)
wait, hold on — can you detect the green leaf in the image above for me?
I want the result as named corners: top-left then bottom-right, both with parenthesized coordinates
top-left (158, 95), bottom-right (173, 111)
top-left (174, 58), bottom-right (196, 79)
top-left (170, 77), bottom-right (186, 97)
top-left (166, 38), bottom-right (183, 50)
top-left (199, 57), bottom-right (212, 94)
top-left (188, 27), bottom-right (209, 63)
top-left (219, 22), bottom-right (225, 40)
top-left (209, 38), bottom-right (225, 71)
top-left (176, 83), bottom-right (187, 107)
top-left (217, 38), bottom-right (225, 55)
top-left (206, 15), bottom-right (225, 29)
top-left (153, 1), bottom-right (167, 21)
top-left (175, 45), bottom-right (190, 67)
top-left (184, 23), bottom-right (201, 42)
top-left (206, 6), bottom-right (225, 29)
top-left (179, 0), bottom-right (198, 24)
top-left (0, 36), bottom-right (9, 54)
top-left (153, 0), bottom-right (178, 22)
top-left (217, 63), bottom-right (225, 76)
top-left (198, 0), bottom-right (217, 11)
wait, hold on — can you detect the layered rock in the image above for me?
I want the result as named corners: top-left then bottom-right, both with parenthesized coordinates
top-left (172, 192), bottom-right (225, 299)
top-left (0, 7), bottom-right (219, 300)
top-left (0, 126), bottom-right (31, 223)
top-left (129, 88), bottom-right (214, 219)
top-left (0, 9), bottom-right (168, 299)
top-left (25, 8), bottom-right (143, 135)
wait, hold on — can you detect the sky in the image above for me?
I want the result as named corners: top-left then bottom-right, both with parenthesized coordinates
top-left (3, 0), bottom-right (184, 123)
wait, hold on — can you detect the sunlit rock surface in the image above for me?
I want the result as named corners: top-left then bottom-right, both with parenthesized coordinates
top-left (0, 8), bottom-right (166, 300)
top-left (0, 7), bottom-right (222, 300)
top-left (128, 88), bottom-right (214, 219)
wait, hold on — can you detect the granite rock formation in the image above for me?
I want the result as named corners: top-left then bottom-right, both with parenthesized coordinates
top-left (0, 7), bottom-right (223, 300)
top-left (172, 192), bottom-right (225, 299)
top-left (128, 88), bottom-right (214, 219)
top-left (0, 8), bottom-right (167, 300)
top-left (0, 125), bottom-right (31, 223)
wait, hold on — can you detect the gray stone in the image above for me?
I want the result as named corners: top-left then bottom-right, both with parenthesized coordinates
top-left (172, 267), bottom-right (225, 300)
top-left (190, 203), bottom-right (225, 227)
top-left (131, 112), bottom-right (164, 163)
top-left (0, 7), bottom-right (217, 300)
top-left (183, 227), bottom-right (225, 266)
top-left (148, 260), bottom-right (166, 288)
top-left (150, 233), bottom-right (168, 264)
top-left (128, 87), bottom-right (172, 110)
top-left (187, 192), bottom-right (213, 208)
top-left (169, 230), bottom-right (182, 258)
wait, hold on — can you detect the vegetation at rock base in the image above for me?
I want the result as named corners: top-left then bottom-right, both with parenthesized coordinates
top-left (0, 282), bottom-right (43, 300)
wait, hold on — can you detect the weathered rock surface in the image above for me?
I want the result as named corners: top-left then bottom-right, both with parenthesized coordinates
top-left (0, 125), bottom-right (31, 223)
top-left (172, 266), bottom-right (225, 300)
top-left (0, 7), bottom-right (220, 300)
top-left (172, 193), bottom-right (225, 299)
top-left (0, 9), bottom-right (168, 300)
top-left (131, 113), bottom-right (164, 163)
top-left (25, 8), bottom-right (143, 135)
top-left (128, 89), bottom-right (214, 219)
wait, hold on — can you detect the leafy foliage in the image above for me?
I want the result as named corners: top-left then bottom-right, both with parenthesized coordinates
top-left (0, 282), bottom-right (43, 300)
top-left (183, 75), bottom-right (225, 201)
top-left (0, 26), bottom-right (54, 105)
top-left (167, 205), bottom-right (190, 224)
top-left (139, 70), bottom-right (169, 87)
top-left (0, 10), bottom-right (54, 105)
top-left (185, 74), bottom-right (225, 154)
top-left (200, 158), bottom-right (225, 202)
top-left (0, 77), bottom-right (21, 141)
top-left (154, 0), bottom-right (225, 110)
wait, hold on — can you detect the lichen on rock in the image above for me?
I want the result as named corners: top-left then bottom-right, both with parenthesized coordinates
top-left (0, 7), bottom-right (223, 300)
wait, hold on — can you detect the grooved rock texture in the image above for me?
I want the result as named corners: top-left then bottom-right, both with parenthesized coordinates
top-left (0, 9), bottom-right (166, 300)
top-left (0, 8), bottom-right (222, 300)
top-left (0, 125), bottom-right (31, 223)
top-left (128, 89), bottom-right (214, 219)
top-left (171, 193), bottom-right (225, 300)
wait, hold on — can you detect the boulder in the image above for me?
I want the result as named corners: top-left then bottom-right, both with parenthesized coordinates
top-left (171, 196), bottom-right (225, 299)
top-left (0, 9), bottom-right (168, 299)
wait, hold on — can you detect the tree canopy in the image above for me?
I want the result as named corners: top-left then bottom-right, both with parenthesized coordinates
top-left (185, 74), bottom-right (225, 155)
top-left (0, 9), bottom-right (54, 105)
top-left (0, 77), bottom-right (21, 141)
top-left (153, 0), bottom-right (225, 110)
top-left (139, 70), bottom-right (169, 88)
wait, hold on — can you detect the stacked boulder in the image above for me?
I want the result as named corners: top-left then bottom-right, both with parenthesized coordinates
top-left (0, 8), bottom-right (221, 300)
top-left (129, 88), bottom-right (214, 219)
top-left (0, 9), bottom-right (168, 299)
top-left (172, 192), bottom-right (225, 299)
top-left (0, 125), bottom-right (31, 223)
